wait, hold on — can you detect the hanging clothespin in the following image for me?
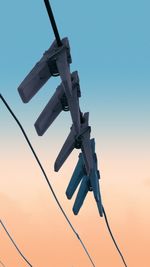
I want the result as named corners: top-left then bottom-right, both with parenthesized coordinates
top-left (34, 71), bottom-right (81, 136)
top-left (54, 112), bottom-right (93, 176)
top-left (66, 138), bottom-right (103, 217)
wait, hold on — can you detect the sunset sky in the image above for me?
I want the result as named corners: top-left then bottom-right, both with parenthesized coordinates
top-left (0, 1), bottom-right (150, 266)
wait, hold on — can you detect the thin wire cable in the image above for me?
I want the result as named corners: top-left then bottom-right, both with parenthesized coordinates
top-left (0, 220), bottom-right (32, 267)
top-left (1, 94), bottom-right (128, 266)
top-left (0, 261), bottom-right (5, 267)
top-left (0, 94), bottom-right (96, 267)
top-left (41, 7), bottom-right (127, 266)
top-left (43, 0), bottom-right (62, 46)
top-left (102, 206), bottom-right (128, 267)
top-left (42, 7), bottom-right (126, 265)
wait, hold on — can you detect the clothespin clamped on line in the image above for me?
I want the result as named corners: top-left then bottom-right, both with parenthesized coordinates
top-left (34, 71), bottom-right (81, 136)
top-left (66, 138), bottom-right (103, 217)
top-left (18, 38), bottom-right (81, 134)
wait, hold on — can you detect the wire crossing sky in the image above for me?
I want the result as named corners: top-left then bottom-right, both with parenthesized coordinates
top-left (0, 260), bottom-right (6, 267)
top-left (1, 90), bottom-right (127, 266)
top-left (0, 94), bottom-right (96, 267)
top-left (0, 1), bottom-right (150, 266)
top-left (0, 219), bottom-right (32, 267)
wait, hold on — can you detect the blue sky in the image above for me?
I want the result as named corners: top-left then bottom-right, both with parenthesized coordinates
top-left (1, 0), bottom-right (150, 140)
top-left (0, 3), bottom-right (150, 266)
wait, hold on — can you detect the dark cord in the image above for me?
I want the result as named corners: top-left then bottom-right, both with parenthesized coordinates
top-left (43, 0), bottom-right (62, 47)
top-left (0, 262), bottom-right (5, 267)
top-left (1, 94), bottom-right (128, 267)
top-left (0, 220), bottom-right (32, 267)
top-left (102, 206), bottom-right (128, 267)
top-left (0, 94), bottom-right (96, 267)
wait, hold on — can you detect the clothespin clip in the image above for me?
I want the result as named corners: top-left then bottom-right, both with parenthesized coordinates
top-left (54, 112), bottom-right (93, 176)
top-left (66, 138), bottom-right (103, 217)
top-left (34, 71), bottom-right (81, 136)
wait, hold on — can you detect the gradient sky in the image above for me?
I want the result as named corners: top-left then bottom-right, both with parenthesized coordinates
top-left (0, 1), bottom-right (150, 267)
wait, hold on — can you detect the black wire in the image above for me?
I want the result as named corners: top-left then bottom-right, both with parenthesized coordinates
top-left (43, 0), bottom-right (62, 47)
top-left (1, 94), bottom-right (128, 267)
top-left (0, 94), bottom-right (96, 267)
top-left (0, 262), bottom-right (5, 267)
top-left (41, 8), bottom-right (127, 265)
top-left (102, 206), bottom-right (128, 267)
top-left (0, 220), bottom-right (32, 267)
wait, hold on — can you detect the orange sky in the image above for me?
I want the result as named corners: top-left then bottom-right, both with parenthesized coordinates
top-left (1, 106), bottom-right (150, 267)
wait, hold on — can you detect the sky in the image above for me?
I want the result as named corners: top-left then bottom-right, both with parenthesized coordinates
top-left (0, 0), bottom-right (150, 266)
